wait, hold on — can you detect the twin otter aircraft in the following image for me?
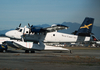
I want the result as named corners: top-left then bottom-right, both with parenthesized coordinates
top-left (5, 17), bottom-right (94, 53)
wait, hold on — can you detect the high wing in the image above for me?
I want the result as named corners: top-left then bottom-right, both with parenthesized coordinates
top-left (43, 24), bottom-right (69, 32)
top-left (30, 24), bottom-right (69, 33)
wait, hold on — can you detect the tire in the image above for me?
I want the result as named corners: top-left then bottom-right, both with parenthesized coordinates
top-left (31, 51), bottom-right (35, 53)
top-left (25, 50), bottom-right (29, 53)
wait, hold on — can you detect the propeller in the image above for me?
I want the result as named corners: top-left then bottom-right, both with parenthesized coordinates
top-left (15, 23), bottom-right (21, 30)
top-left (28, 23), bottom-right (30, 27)
top-left (28, 23), bottom-right (32, 34)
top-left (28, 23), bottom-right (34, 34)
top-left (19, 23), bottom-right (21, 27)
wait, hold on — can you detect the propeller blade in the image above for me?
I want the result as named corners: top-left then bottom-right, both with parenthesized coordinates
top-left (19, 23), bottom-right (21, 27)
top-left (28, 23), bottom-right (30, 27)
top-left (27, 23), bottom-right (31, 34)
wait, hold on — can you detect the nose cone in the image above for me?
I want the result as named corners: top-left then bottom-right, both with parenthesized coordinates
top-left (5, 31), bottom-right (13, 38)
top-left (5, 30), bottom-right (17, 38)
top-left (5, 30), bottom-right (22, 39)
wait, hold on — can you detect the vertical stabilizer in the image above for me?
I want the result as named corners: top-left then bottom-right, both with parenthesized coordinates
top-left (76, 17), bottom-right (94, 36)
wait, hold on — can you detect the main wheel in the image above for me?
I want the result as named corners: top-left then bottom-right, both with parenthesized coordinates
top-left (31, 51), bottom-right (35, 53)
top-left (25, 50), bottom-right (29, 53)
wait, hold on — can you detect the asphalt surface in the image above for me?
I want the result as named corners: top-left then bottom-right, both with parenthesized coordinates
top-left (0, 48), bottom-right (100, 70)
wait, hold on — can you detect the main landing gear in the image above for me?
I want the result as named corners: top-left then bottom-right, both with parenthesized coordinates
top-left (25, 50), bottom-right (35, 53)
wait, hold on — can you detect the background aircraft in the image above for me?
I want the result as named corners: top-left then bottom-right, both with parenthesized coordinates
top-left (92, 35), bottom-right (100, 44)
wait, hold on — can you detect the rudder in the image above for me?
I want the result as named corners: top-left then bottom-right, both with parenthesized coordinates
top-left (76, 17), bottom-right (94, 36)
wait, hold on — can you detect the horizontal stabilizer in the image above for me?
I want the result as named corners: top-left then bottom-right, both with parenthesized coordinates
top-left (92, 35), bottom-right (99, 41)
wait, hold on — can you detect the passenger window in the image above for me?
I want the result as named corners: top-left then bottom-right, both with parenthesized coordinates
top-left (26, 31), bottom-right (28, 33)
top-left (53, 34), bottom-right (55, 36)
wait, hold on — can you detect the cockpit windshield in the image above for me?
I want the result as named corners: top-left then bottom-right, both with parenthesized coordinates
top-left (16, 28), bottom-right (20, 30)
top-left (15, 28), bottom-right (23, 32)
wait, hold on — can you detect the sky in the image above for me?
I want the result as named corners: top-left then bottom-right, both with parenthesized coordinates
top-left (0, 0), bottom-right (100, 30)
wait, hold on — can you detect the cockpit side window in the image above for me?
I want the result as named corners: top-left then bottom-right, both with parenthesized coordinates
top-left (19, 29), bottom-right (22, 32)
top-left (53, 34), bottom-right (55, 36)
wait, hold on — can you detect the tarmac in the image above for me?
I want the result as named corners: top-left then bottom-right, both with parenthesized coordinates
top-left (0, 47), bottom-right (100, 70)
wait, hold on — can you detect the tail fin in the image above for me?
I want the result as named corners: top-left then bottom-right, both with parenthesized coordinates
top-left (76, 17), bottom-right (94, 36)
top-left (92, 35), bottom-right (99, 41)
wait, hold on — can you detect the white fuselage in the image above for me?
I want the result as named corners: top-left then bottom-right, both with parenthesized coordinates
top-left (5, 30), bottom-right (90, 51)
top-left (23, 32), bottom-right (90, 43)
top-left (6, 28), bottom-right (90, 43)
top-left (4, 27), bottom-right (90, 51)
top-left (44, 32), bottom-right (90, 42)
